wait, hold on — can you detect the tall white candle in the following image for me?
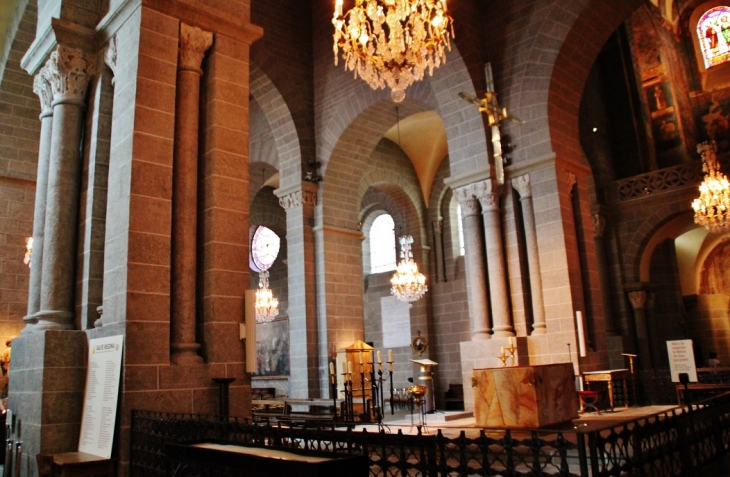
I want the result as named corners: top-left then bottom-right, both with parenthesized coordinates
top-left (347, 361), bottom-right (353, 375)
top-left (388, 349), bottom-right (393, 362)
top-left (359, 350), bottom-right (363, 365)
top-left (329, 362), bottom-right (335, 376)
top-left (377, 350), bottom-right (382, 363)
top-left (576, 311), bottom-right (587, 357)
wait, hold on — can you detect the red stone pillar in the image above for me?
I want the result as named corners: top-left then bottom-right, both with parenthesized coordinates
top-left (170, 23), bottom-right (212, 364)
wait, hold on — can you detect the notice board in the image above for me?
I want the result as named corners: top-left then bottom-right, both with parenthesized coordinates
top-left (78, 335), bottom-right (124, 458)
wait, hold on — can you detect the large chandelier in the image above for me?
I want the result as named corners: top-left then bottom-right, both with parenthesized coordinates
top-left (391, 235), bottom-right (428, 305)
top-left (332, 0), bottom-right (454, 102)
top-left (692, 141), bottom-right (730, 234)
top-left (255, 270), bottom-right (279, 323)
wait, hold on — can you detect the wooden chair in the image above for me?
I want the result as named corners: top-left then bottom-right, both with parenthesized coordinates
top-left (577, 390), bottom-right (601, 414)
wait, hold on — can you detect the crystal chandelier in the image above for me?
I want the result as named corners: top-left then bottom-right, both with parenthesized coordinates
top-left (332, 0), bottom-right (454, 102)
top-left (391, 235), bottom-right (428, 305)
top-left (692, 141), bottom-right (730, 234)
top-left (255, 270), bottom-right (279, 323)
top-left (23, 237), bottom-right (33, 268)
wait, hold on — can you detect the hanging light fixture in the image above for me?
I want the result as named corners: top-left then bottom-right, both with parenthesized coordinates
top-left (692, 141), bottom-right (730, 234)
top-left (391, 235), bottom-right (428, 305)
top-left (332, 0), bottom-right (454, 103)
top-left (255, 270), bottom-right (279, 323)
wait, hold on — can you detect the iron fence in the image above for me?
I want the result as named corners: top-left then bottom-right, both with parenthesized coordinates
top-left (131, 392), bottom-right (730, 477)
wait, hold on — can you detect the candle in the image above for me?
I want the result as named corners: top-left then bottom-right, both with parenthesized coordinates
top-left (359, 350), bottom-right (363, 365)
top-left (347, 361), bottom-right (353, 375)
top-left (377, 350), bottom-right (382, 363)
top-left (369, 351), bottom-right (374, 364)
top-left (500, 347), bottom-right (505, 357)
top-left (342, 361), bottom-right (347, 375)
top-left (388, 349), bottom-right (393, 362)
top-left (576, 311), bottom-right (587, 357)
top-left (329, 362), bottom-right (335, 376)
top-left (509, 337), bottom-right (514, 347)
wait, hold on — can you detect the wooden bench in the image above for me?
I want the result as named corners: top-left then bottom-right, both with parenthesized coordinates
top-left (37, 452), bottom-right (114, 477)
top-left (676, 383), bottom-right (730, 405)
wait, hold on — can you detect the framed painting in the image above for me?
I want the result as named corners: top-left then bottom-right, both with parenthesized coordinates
top-left (254, 318), bottom-right (290, 377)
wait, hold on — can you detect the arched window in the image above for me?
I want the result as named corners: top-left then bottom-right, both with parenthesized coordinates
top-left (698, 6), bottom-right (730, 69)
top-left (250, 226), bottom-right (280, 272)
top-left (369, 214), bottom-right (397, 273)
top-left (456, 204), bottom-right (465, 256)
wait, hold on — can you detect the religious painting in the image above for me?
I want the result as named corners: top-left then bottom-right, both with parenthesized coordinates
top-left (254, 318), bottom-right (290, 377)
top-left (646, 81), bottom-right (674, 116)
top-left (693, 96), bottom-right (730, 152)
top-left (651, 114), bottom-right (682, 154)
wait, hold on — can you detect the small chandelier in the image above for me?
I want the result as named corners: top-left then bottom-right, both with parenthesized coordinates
top-left (255, 270), bottom-right (278, 323)
top-left (391, 235), bottom-right (427, 305)
top-left (332, 0), bottom-right (454, 103)
top-left (23, 237), bottom-right (33, 268)
top-left (692, 141), bottom-right (730, 234)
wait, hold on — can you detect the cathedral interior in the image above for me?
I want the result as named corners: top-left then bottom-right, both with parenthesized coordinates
top-left (1, 0), bottom-right (730, 474)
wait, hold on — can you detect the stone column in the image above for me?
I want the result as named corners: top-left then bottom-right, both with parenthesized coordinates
top-left (23, 67), bottom-right (54, 333)
top-left (170, 23), bottom-right (213, 364)
top-left (478, 180), bottom-right (514, 337)
top-left (628, 289), bottom-right (652, 370)
top-left (512, 174), bottom-right (546, 334)
top-left (432, 218), bottom-right (445, 282)
top-left (277, 183), bottom-right (320, 397)
top-left (592, 212), bottom-right (616, 333)
top-left (36, 46), bottom-right (95, 331)
top-left (454, 185), bottom-right (491, 339)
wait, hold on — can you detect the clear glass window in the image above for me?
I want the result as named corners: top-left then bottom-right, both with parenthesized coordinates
top-left (369, 214), bottom-right (397, 273)
top-left (457, 204), bottom-right (465, 256)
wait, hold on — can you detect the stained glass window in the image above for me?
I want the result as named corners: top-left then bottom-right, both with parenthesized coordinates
top-left (698, 6), bottom-right (730, 69)
top-left (251, 226), bottom-right (280, 272)
top-left (369, 214), bottom-right (397, 273)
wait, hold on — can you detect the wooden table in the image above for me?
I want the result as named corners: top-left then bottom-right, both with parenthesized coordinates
top-left (583, 369), bottom-right (629, 410)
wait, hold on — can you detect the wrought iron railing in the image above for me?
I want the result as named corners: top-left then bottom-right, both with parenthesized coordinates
top-left (131, 392), bottom-right (730, 477)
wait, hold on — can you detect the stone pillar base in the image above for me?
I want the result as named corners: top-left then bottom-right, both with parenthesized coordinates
top-left (8, 330), bottom-right (87, 476)
top-left (33, 310), bottom-right (75, 331)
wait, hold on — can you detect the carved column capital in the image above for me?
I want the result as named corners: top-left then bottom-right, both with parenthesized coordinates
top-left (33, 67), bottom-right (53, 114)
top-left (453, 186), bottom-right (480, 217)
top-left (432, 219), bottom-right (443, 234)
top-left (279, 189), bottom-right (318, 210)
top-left (511, 174), bottom-right (531, 199)
top-left (179, 23), bottom-right (213, 72)
top-left (564, 170), bottom-right (577, 195)
top-left (44, 45), bottom-right (96, 101)
top-left (627, 290), bottom-right (647, 310)
top-left (592, 213), bottom-right (606, 238)
top-left (103, 36), bottom-right (117, 83)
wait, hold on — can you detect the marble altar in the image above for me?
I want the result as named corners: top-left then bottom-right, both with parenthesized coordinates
top-left (472, 363), bottom-right (578, 428)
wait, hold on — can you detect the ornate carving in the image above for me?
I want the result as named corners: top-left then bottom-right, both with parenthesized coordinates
top-left (33, 67), bottom-right (53, 112)
top-left (478, 193), bottom-right (500, 211)
top-left (511, 174), bottom-right (531, 199)
top-left (564, 170), bottom-right (577, 194)
top-left (592, 213), bottom-right (606, 238)
top-left (432, 219), bottom-right (442, 234)
top-left (44, 45), bottom-right (96, 100)
top-left (279, 190), bottom-right (317, 209)
top-left (453, 186), bottom-right (480, 217)
top-left (627, 290), bottom-right (647, 309)
top-left (103, 36), bottom-right (117, 82)
top-left (606, 162), bottom-right (703, 204)
top-left (179, 23), bottom-right (213, 71)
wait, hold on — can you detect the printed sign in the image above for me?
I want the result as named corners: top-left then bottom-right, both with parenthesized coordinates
top-left (381, 296), bottom-right (411, 348)
top-left (667, 339), bottom-right (698, 383)
top-left (78, 335), bottom-right (124, 458)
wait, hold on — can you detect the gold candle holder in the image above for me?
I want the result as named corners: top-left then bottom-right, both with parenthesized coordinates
top-left (508, 339), bottom-right (517, 366)
top-left (499, 347), bottom-right (508, 367)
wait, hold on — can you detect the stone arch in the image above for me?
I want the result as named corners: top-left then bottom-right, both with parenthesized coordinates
top-left (317, 43), bottom-right (488, 180)
top-left (249, 63), bottom-right (303, 190)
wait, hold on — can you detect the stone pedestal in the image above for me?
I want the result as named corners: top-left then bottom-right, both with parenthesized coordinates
top-left (8, 330), bottom-right (87, 475)
top-left (472, 363), bottom-right (577, 428)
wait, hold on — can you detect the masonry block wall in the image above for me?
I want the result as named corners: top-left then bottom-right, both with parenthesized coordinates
top-left (0, 0), bottom-right (37, 367)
